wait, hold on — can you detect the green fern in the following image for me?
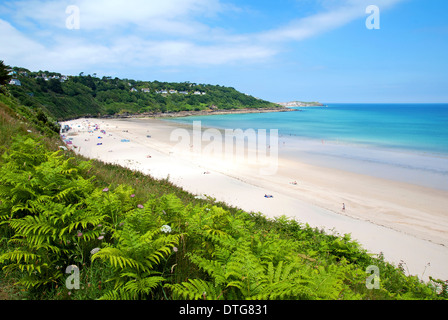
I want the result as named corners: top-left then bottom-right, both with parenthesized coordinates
top-left (0, 137), bottom-right (110, 290)
top-left (92, 247), bottom-right (143, 271)
top-left (250, 259), bottom-right (315, 300)
top-left (165, 278), bottom-right (224, 300)
top-left (123, 274), bottom-right (165, 296)
top-left (170, 207), bottom-right (353, 300)
top-left (91, 206), bottom-right (181, 299)
top-left (96, 288), bottom-right (136, 300)
top-left (99, 273), bottom-right (165, 300)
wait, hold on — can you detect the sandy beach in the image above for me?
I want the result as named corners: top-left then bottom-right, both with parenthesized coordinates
top-left (60, 117), bottom-right (448, 282)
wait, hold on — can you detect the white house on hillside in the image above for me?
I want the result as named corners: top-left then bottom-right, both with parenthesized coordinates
top-left (9, 79), bottom-right (21, 86)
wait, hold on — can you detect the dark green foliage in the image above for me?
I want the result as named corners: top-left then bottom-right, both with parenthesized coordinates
top-left (164, 205), bottom-right (357, 300)
top-left (48, 79), bottom-right (64, 94)
top-left (0, 137), bottom-right (101, 289)
top-left (91, 206), bottom-right (181, 300)
top-left (7, 67), bottom-right (280, 120)
top-left (0, 61), bottom-right (12, 86)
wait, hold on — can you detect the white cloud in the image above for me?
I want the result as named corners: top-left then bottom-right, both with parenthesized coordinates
top-left (0, 18), bottom-right (113, 72)
top-left (253, 0), bottom-right (404, 43)
top-left (4, 0), bottom-right (224, 34)
top-left (134, 40), bottom-right (276, 66)
top-left (0, 19), bottom-right (46, 66)
top-left (0, 16), bottom-right (276, 74)
top-left (0, 0), bottom-right (405, 73)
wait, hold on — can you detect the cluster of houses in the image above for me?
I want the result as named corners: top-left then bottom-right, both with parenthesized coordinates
top-left (31, 72), bottom-right (69, 82)
top-left (7, 70), bottom-right (24, 86)
top-left (130, 87), bottom-right (206, 95)
top-left (7, 69), bottom-right (69, 87)
top-left (6, 69), bottom-right (210, 98)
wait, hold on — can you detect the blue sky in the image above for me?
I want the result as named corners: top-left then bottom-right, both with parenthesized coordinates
top-left (0, 0), bottom-right (447, 103)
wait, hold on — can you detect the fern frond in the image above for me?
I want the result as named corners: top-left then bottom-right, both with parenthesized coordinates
top-left (98, 288), bottom-right (136, 300)
top-left (165, 279), bottom-right (224, 300)
top-left (249, 260), bottom-right (315, 300)
top-left (123, 276), bottom-right (165, 297)
top-left (187, 253), bottom-right (227, 286)
top-left (15, 273), bottom-right (61, 289)
top-left (0, 250), bottom-right (40, 265)
top-left (99, 274), bottom-right (165, 300)
top-left (92, 247), bottom-right (143, 271)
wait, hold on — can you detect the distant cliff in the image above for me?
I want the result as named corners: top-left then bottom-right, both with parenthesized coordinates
top-left (276, 101), bottom-right (324, 107)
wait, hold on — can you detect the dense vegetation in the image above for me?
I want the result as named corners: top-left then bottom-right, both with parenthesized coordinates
top-left (7, 66), bottom-right (280, 120)
top-left (1, 65), bottom-right (447, 301)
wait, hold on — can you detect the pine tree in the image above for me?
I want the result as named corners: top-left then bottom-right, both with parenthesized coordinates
top-left (0, 60), bottom-right (12, 87)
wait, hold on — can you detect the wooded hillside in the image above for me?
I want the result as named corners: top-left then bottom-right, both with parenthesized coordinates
top-left (7, 67), bottom-right (280, 120)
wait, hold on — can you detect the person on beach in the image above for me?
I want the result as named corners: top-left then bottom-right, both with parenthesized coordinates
top-left (342, 203), bottom-right (346, 211)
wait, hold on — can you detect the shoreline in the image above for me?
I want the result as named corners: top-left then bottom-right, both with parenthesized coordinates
top-left (95, 106), bottom-right (299, 121)
top-left (60, 117), bottom-right (448, 281)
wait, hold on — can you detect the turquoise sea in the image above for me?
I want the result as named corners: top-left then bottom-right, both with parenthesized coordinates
top-left (166, 104), bottom-right (448, 190)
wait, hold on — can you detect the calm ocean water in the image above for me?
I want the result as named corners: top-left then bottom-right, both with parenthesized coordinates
top-left (166, 103), bottom-right (448, 190)
top-left (168, 104), bottom-right (448, 155)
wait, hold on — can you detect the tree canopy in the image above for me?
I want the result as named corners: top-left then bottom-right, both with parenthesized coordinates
top-left (0, 60), bottom-right (12, 86)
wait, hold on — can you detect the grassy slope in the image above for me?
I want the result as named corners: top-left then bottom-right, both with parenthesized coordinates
top-left (0, 89), bottom-right (446, 301)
